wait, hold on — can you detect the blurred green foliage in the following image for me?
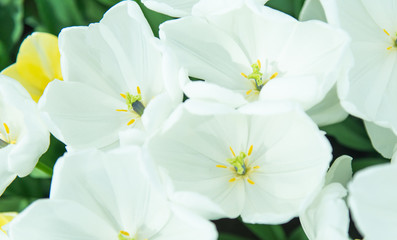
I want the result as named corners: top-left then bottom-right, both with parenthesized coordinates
top-left (0, 0), bottom-right (388, 239)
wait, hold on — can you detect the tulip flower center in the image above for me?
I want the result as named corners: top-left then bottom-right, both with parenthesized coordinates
top-left (383, 29), bottom-right (397, 50)
top-left (241, 59), bottom-right (278, 96)
top-left (116, 86), bottom-right (146, 126)
top-left (0, 123), bottom-right (16, 149)
top-left (216, 145), bottom-right (260, 185)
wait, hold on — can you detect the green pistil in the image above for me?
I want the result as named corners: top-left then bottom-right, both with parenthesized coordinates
top-left (125, 92), bottom-right (145, 116)
top-left (247, 63), bottom-right (264, 91)
top-left (227, 152), bottom-right (247, 175)
top-left (0, 139), bottom-right (8, 149)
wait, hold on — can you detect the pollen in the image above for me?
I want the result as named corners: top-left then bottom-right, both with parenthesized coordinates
top-left (116, 109), bottom-right (128, 112)
top-left (384, 29), bottom-right (390, 36)
top-left (253, 166), bottom-right (260, 169)
top-left (216, 165), bottom-right (228, 168)
top-left (120, 231), bottom-right (130, 236)
top-left (137, 86), bottom-right (141, 95)
top-left (127, 119), bottom-right (135, 126)
top-left (241, 72), bottom-right (248, 78)
top-left (247, 178), bottom-right (255, 185)
top-left (270, 72), bottom-right (278, 80)
top-left (257, 59), bottom-right (261, 69)
top-left (120, 93), bottom-right (126, 99)
top-left (246, 89), bottom-right (252, 95)
top-left (248, 145), bottom-right (253, 156)
top-left (3, 123), bottom-right (9, 134)
top-left (229, 146), bottom-right (236, 157)
top-left (229, 178), bottom-right (236, 182)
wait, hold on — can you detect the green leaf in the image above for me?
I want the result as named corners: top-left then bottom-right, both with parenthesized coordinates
top-left (94, 0), bottom-right (121, 7)
top-left (0, 0), bottom-right (23, 50)
top-left (288, 226), bottom-right (308, 240)
top-left (77, 0), bottom-right (113, 24)
top-left (321, 116), bottom-right (374, 152)
top-left (218, 233), bottom-right (253, 240)
top-left (34, 0), bottom-right (85, 34)
top-left (244, 223), bottom-right (287, 240)
top-left (352, 157), bottom-right (390, 173)
top-left (266, 0), bottom-right (301, 19)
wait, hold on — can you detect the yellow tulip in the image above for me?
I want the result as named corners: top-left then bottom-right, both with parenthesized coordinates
top-left (0, 212), bottom-right (17, 234)
top-left (2, 32), bottom-right (62, 102)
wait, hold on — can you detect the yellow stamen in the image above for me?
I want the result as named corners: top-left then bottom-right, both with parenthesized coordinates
top-left (241, 72), bottom-right (248, 78)
top-left (387, 46), bottom-right (393, 50)
top-left (137, 86), bottom-right (141, 95)
top-left (248, 145), bottom-right (253, 156)
top-left (270, 72), bottom-right (278, 80)
top-left (384, 29), bottom-right (390, 36)
top-left (3, 123), bottom-right (9, 134)
top-left (253, 166), bottom-right (260, 169)
top-left (116, 109), bottom-right (128, 112)
top-left (127, 119), bottom-right (135, 126)
top-left (120, 93), bottom-right (126, 99)
top-left (229, 178), bottom-right (236, 182)
top-left (216, 165), bottom-right (228, 168)
top-left (120, 231), bottom-right (130, 236)
top-left (246, 89), bottom-right (252, 95)
top-left (257, 59), bottom-right (261, 69)
top-left (229, 146), bottom-right (236, 157)
top-left (247, 178), bottom-right (255, 185)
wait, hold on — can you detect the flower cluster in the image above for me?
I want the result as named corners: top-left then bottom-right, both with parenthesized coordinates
top-left (0, 0), bottom-right (396, 239)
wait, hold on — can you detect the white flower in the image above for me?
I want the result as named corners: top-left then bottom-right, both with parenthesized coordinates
top-left (147, 100), bottom-right (332, 224)
top-left (321, 0), bottom-right (397, 134)
top-left (39, 0), bottom-right (184, 150)
top-left (300, 156), bottom-right (352, 240)
top-left (0, 74), bottom-right (49, 196)
top-left (9, 148), bottom-right (218, 240)
top-left (142, 0), bottom-right (268, 17)
top-left (160, 0), bottom-right (350, 112)
top-left (348, 163), bottom-right (397, 240)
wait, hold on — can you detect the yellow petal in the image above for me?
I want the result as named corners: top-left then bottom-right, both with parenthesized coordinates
top-left (2, 32), bottom-right (62, 102)
top-left (0, 212), bottom-right (17, 234)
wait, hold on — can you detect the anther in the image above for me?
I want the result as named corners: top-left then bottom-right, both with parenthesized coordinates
top-left (127, 119), bottom-right (135, 126)
top-left (248, 145), bottom-right (253, 156)
top-left (229, 146), bottom-right (236, 157)
top-left (247, 178), bottom-right (255, 185)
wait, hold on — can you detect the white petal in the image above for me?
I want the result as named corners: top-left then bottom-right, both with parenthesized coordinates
top-left (151, 205), bottom-right (218, 240)
top-left (160, 17), bottom-right (251, 90)
top-left (299, 0), bottom-right (327, 21)
top-left (259, 76), bottom-right (322, 110)
top-left (143, 0), bottom-right (199, 17)
top-left (39, 80), bottom-right (128, 149)
top-left (365, 121), bottom-right (397, 158)
top-left (9, 199), bottom-right (115, 240)
top-left (300, 183), bottom-right (349, 240)
top-left (306, 85), bottom-right (348, 126)
top-left (324, 155), bottom-right (352, 188)
top-left (348, 163), bottom-right (397, 240)
top-left (50, 148), bottom-right (171, 233)
top-left (183, 81), bottom-right (248, 108)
